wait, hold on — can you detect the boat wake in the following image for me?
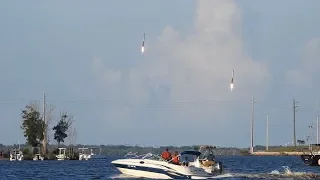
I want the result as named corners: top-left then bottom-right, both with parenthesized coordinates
top-left (110, 174), bottom-right (141, 179)
top-left (229, 166), bottom-right (320, 179)
top-left (110, 166), bottom-right (320, 179)
top-left (191, 173), bottom-right (233, 179)
top-left (110, 173), bottom-right (234, 179)
top-left (268, 166), bottom-right (319, 179)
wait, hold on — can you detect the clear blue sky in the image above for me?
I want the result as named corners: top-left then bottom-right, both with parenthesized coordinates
top-left (1, 0), bottom-right (320, 148)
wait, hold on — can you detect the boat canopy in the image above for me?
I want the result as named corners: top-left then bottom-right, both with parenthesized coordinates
top-left (199, 145), bottom-right (217, 149)
top-left (180, 151), bottom-right (201, 156)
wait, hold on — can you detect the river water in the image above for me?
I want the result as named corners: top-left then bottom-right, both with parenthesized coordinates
top-left (0, 156), bottom-right (319, 179)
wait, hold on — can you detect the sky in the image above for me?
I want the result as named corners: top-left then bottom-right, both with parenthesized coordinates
top-left (1, 0), bottom-right (320, 148)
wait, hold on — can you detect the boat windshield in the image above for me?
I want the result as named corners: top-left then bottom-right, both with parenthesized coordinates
top-left (179, 151), bottom-right (201, 162)
top-left (180, 154), bottom-right (198, 162)
top-left (198, 145), bottom-right (217, 160)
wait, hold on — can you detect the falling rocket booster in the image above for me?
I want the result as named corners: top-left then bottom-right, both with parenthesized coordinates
top-left (141, 33), bottom-right (145, 54)
top-left (230, 69), bottom-right (234, 92)
top-left (142, 33), bottom-right (145, 46)
top-left (231, 69), bottom-right (234, 84)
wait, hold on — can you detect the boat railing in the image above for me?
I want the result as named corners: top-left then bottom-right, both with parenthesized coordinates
top-left (124, 152), bottom-right (162, 160)
top-left (124, 152), bottom-right (139, 158)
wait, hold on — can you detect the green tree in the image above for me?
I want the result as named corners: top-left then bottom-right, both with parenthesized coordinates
top-left (21, 104), bottom-right (44, 147)
top-left (53, 112), bottom-right (73, 147)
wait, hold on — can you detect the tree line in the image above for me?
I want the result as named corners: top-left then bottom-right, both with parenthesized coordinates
top-left (20, 101), bottom-right (75, 156)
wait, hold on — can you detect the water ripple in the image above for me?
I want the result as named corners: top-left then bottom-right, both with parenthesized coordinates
top-left (0, 156), bottom-right (319, 179)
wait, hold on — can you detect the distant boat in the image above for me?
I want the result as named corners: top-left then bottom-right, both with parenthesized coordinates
top-left (56, 148), bottom-right (67, 160)
top-left (32, 147), bottom-right (44, 161)
top-left (301, 91), bottom-right (320, 166)
top-left (33, 154), bottom-right (44, 161)
top-left (10, 149), bottom-right (23, 161)
top-left (10, 140), bottom-right (23, 161)
top-left (79, 147), bottom-right (91, 160)
top-left (88, 147), bottom-right (106, 159)
top-left (300, 144), bottom-right (320, 166)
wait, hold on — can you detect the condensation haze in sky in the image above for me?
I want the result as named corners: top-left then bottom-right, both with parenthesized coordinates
top-left (1, 0), bottom-right (320, 147)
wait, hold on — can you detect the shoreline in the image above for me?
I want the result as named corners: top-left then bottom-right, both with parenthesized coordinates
top-left (251, 151), bottom-right (305, 156)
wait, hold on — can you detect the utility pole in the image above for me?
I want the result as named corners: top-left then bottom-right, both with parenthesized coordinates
top-left (266, 114), bottom-right (269, 151)
top-left (250, 96), bottom-right (254, 154)
top-left (317, 117), bottom-right (319, 144)
top-left (293, 98), bottom-right (298, 147)
top-left (43, 93), bottom-right (46, 123)
top-left (43, 93), bottom-right (47, 155)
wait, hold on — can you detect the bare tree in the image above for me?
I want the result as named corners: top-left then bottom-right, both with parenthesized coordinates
top-left (28, 98), bottom-right (55, 156)
top-left (68, 127), bottom-right (77, 146)
top-left (42, 104), bottom-right (55, 156)
top-left (67, 127), bottom-right (77, 159)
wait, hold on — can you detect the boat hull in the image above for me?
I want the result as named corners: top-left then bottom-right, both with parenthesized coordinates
top-left (112, 159), bottom-right (218, 179)
top-left (116, 166), bottom-right (175, 179)
top-left (300, 154), bottom-right (320, 166)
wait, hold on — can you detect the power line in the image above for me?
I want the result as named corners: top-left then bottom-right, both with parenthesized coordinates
top-left (0, 98), bottom-right (319, 112)
top-left (0, 99), bottom-right (249, 106)
top-left (306, 90), bottom-right (320, 144)
top-left (0, 100), bottom-right (26, 104)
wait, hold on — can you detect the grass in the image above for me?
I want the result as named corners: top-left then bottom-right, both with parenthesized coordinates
top-left (266, 146), bottom-right (308, 152)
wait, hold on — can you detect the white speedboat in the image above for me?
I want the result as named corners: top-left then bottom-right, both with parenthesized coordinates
top-left (79, 147), bottom-right (91, 160)
top-left (32, 147), bottom-right (44, 161)
top-left (10, 142), bottom-right (23, 161)
top-left (89, 147), bottom-right (97, 158)
top-left (33, 153), bottom-right (44, 161)
top-left (56, 148), bottom-right (67, 160)
top-left (111, 146), bottom-right (223, 179)
top-left (10, 149), bottom-right (23, 161)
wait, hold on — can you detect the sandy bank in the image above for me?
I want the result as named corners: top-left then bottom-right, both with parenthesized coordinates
top-left (251, 151), bottom-right (305, 156)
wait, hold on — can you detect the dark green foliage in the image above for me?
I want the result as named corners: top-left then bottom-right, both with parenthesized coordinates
top-left (193, 145), bottom-right (200, 150)
top-left (21, 105), bottom-right (44, 147)
top-left (53, 114), bottom-right (71, 146)
top-left (22, 148), bottom-right (29, 155)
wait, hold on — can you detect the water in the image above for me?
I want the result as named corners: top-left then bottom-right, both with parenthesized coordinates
top-left (0, 156), bottom-right (319, 179)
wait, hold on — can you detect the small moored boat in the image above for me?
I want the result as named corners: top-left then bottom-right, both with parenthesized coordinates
top-left (301, 144), bottom-right (320, 166)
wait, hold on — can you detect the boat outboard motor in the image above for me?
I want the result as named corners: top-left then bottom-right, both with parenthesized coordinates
top-left (212, 161), bottom-right (223, 174)
top-left (202, 154), bottom-right (217, 168)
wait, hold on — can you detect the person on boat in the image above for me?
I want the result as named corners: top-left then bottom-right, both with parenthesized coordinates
top-left (171, 151), bottom-right (180, 165)
top-left (161, 148), bottom-right (172, 161)
top-left (182, 156), bottom-right (189, 166)
top-left (202, 154), bottom-right (216, 167)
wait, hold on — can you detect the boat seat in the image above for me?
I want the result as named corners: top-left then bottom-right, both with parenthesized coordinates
top-left (182, 161), bottom-right (189, 166)
top-left (202, 160), bottom-right (214, 167)
top-left (207, 154), bottom-right (215, 161)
